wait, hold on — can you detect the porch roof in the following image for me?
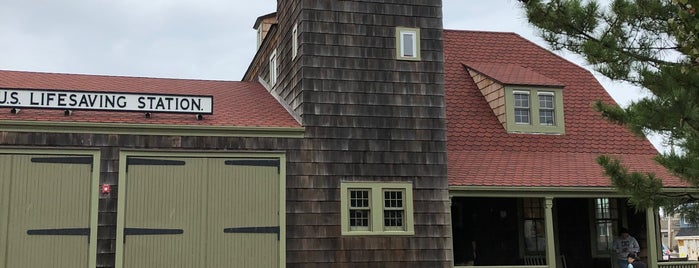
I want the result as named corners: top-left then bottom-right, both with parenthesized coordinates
top-left (444, 30), bottom-right (687, 188)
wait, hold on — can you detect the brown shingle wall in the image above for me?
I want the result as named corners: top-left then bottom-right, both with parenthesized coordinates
top-left (280, 0), bottom-right (451, 267)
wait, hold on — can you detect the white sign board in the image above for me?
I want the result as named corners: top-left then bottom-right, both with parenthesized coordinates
top-left (0, 89), bottom-right (213, 114)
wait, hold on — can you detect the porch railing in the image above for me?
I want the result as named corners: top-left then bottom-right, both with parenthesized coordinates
top-left (658, 261), bottom-right (699, 268)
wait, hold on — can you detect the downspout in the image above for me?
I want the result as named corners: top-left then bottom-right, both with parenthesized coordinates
top-left (545, 197), bottom-right (556, 267)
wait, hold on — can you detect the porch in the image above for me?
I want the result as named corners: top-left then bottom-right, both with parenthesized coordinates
top-left (450, 196), bottom-right (699, 268)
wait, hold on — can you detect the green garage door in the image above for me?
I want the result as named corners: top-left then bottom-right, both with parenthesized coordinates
top-left (0, 153), bottom-right (96, 268)
top-left (118, 156), bottom-right (281, 268)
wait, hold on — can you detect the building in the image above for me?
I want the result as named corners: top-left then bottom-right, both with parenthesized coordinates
top-left (0, 1), bottom-right (694, 268)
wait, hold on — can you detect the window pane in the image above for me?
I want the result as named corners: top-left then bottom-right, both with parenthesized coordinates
top-left (514, 92), bottom-right (531, 124)
top-left (515, 109), bottom-right (530, 124)
top-left (538, 94), bottom-right (555, 125)
top-left (596, 221), bottom-right (614, 251)
top-left (514, 93), bottom-right (530, 108)
top-left (402, 33), bottom-right (415, 57)
top-left (539, 110), bottom-right (555, 125)
top-left (539, 94), bottom-right (554, 108)
top-left (349, 189), bottom-right (371, 230)
top-left (384, 190), bottom-right (405, 230)
top-left (593, 198), bottom-right (618, 255)
top-left (522, 198), bottom-right (546, 254)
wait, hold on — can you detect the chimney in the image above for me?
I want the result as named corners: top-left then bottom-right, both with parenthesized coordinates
top-left (253, 12), bottom-right (278, 49)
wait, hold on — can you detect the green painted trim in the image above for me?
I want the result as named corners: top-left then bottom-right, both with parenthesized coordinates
top-left (504, 86), bottom-right (565, 134)
top-left (114, 152), bottom-right (127, 268)
top-left (544, 197), bottom-right (556, 268)
top-left (340, 181), bottom-right (415, 236)
top-left (395, 27), bottom-right (421, 61)
top-left (0, 148), bottom-right (100, 268)
top-left (449, 186), bottom-right (699, 198)
top-left (115, 150), bottom-right (287, 268)
top-left (278, 154), bottom-right (287, 268)
top-left (0, 120), bottom-right (305, 138)
top-left (647, 207), bottom-right (659, 267)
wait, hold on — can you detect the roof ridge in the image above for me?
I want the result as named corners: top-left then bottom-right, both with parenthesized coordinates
top-left (0, 69), bottom-right (243, 83)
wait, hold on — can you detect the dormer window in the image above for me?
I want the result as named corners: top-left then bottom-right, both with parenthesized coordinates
top-left (538, 92), bottom-right (555, 126)
top-left (513, 91), bottom-right (531, 124)
top-left (463, 62), bottom-right (565, 135)
top-left (396, 27), bottom-right (420, 61)
top-left (505, 87), bottom-right (564, 134)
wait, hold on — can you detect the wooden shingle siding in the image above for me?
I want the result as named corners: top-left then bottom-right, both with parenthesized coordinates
top-left (268, 0), bottom-right (451, 267)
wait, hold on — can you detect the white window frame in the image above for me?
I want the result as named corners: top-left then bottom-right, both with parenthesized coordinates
top-left (341, 182), bottom-right (415, 235)
top-left (396, 27), bottom-right (421, 61)
top-left (505, 87), bottom-right (565, 134)
top-left (513, 90), bottom-right (531, 125)
top-left (269, 49), bottom-right (278, 86)
top-left (538, 92), bottom-right (556, 126)
top-left (292, 23), bottom-right (298, 59)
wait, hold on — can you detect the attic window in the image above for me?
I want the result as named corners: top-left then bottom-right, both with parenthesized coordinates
top-left (513, 91), bottom-right (531, 124)
top-left (538, 92), bottom-right (555, 125)
top-left (396, 27), bottom-right (420, 61)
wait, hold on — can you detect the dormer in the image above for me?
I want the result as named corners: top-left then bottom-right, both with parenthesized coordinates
top-left (464, 62), bottom-right (565, 134)
top-left (253, 12), bottom-right (278, 49)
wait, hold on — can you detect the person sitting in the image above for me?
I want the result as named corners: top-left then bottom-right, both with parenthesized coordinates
top-left (626, 253), bottom-right (647, 268)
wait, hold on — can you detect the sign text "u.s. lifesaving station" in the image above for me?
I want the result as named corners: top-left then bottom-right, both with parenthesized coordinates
top-left (0, 89), bottom-right (213, 114)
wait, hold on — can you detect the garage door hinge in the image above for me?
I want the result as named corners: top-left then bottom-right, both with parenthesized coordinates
top-left (224, 159), bottom-right (280, 174)
top-left (126, 158), bottom-right (186, 171)
top-left (223, 226), bottom-right (280, 240)
top-left (31, 156), bottom-right (94, 171)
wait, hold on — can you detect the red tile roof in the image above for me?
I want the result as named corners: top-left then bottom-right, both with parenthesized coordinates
top-left (464, 62), bottom-right (563, 87)
top-left (0, 70), bottom-right (300, 128)
top-left (444, 30), bottom-right (687, 188)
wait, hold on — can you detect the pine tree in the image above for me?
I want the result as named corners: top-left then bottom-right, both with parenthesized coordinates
top-left (520, 0), bottom-right (699, 217)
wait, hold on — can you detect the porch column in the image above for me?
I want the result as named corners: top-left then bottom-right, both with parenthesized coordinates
top-left (646, 207), bottom-right (658, 266)
top-left (544, 197), bottom-right (556, 268)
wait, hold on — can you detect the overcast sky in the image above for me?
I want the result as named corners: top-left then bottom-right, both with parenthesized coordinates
top-left (0, 0), bottom-right (648, 107)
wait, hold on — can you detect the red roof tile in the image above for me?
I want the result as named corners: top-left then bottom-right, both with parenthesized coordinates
top-left (444, 30), bottom-right (687, 188)
top-left (0, 70), bottom-right (300, 128)
top-left (464, 62), bottom-right (563, 87)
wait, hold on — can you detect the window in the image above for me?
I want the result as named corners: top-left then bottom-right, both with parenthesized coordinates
top-left (292, 23), bottom-right (298, 59)
top-left (514, 91), bottom-right (531, 124)
top-left (396, 27), bottom-right (421, 60)
top-left (538, 92), bottom-right (555, 125)
top-left (349, 189), bottom-right (371, 231)
top-left (505, 87), bottom-right (565, 134)
top-left (593, 198), bottom-right (618, 255)
top-left (341, 182), bottom-right (414, 235)
top-left (269, 49), bottom-right (278, 85)
top-left (522, 198), bottom-right (546, 255)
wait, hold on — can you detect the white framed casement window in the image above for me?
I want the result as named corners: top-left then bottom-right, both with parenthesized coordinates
top-left (396, 27), bottom-right (421, 60)
top-left (269, 49), bottom-right (278, 86)
top-left (513, 91), bottom-right (531, 124)
top-left (292, 23), bottom-right (298, 59)
top-left (538, 92), bottom-right (555, 126)
top-left (341, 182), bottom-right (414, 235)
